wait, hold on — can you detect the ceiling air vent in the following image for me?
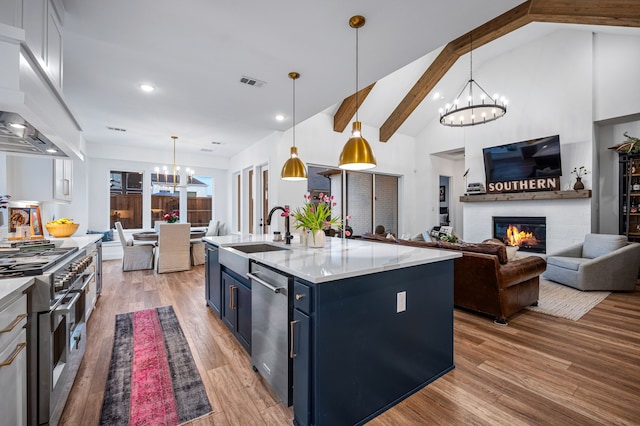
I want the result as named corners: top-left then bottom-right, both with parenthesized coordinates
top-left (106, 126), bottom-right (127, 132)
top-left (200, 148), bottom-right (213, 152)
top-left (240, 75), bottom-right (266, 88)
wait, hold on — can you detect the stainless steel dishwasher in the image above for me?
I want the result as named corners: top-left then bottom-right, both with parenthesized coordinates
top-left (248, 261), bottom-right (293, 406)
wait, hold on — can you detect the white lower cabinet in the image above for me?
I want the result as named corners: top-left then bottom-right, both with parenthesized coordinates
top-left (0, 312), bottom-right (28, 426)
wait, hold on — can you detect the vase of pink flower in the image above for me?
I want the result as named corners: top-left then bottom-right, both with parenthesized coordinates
top-left (162, 210), bottom-right (179, 223)
top-left (292, 193), bottom-right (347, 247)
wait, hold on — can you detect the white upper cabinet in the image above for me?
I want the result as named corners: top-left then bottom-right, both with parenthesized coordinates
top-left (46, 1), bottom-right (63, 89)
top-left (23, 0), bottom-right (47, 64)
top-left (3, 0), bottom-right (66, 90)
top-left (8, 156), bottom-right (72, 203)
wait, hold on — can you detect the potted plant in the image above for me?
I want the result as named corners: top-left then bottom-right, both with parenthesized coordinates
top-left (571, 166), bottom-right (588, 190)
top-left (292, 193), bottom-right (347, 247)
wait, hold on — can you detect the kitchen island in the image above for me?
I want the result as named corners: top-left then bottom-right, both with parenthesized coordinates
top-left (204, 235), bottom-right (460, 426)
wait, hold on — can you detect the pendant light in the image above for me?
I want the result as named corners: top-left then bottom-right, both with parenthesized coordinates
top-left (338, 15), bottom-right (376, 171)
top-left (281, 72), bottom-right (307, 181)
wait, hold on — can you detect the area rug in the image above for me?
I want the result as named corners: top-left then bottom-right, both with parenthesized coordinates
top-left (525, 278), bottom-right (610, 321)
top-left (99, 306), bottom-right (212, 425)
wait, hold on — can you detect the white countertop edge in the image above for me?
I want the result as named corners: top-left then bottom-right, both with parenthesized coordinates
top-left (0, 277), bottom-right (34, 306)
top-left (204, 234), bottom-right (461, 284)
top-left (49, 234), bottom-right (103, 251)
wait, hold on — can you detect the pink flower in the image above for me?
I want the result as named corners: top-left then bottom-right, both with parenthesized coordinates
top-left (346, 230), bottom-right (351, 237)
top-left (310, 207), bottom-right (315, 213)
top-left (330, 195), bottom-right (334, 200)
top-left (324, 220), bottom-right (330, 227)
top-left (346, 215), bottom-right (352, 220)
top-left (319, 192), bottom-right (324, 198)
top-left (332, 202), bottom-right (337, 207)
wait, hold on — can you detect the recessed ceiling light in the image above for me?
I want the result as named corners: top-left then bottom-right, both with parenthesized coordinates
top-left (139, 84), bottom-right (155, 92)
top-left (9, 122), bottom-right (26, 129)
top-left (275, 114), bottom-right (285, 121)
top-left (46, 148), bottom-right (58, 153)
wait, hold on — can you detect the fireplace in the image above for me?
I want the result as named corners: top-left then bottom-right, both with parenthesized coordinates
top-left (493, 216), bottom-right (546, 253)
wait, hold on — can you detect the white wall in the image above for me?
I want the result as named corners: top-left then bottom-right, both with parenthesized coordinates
top-left (594, 33), bottom-right (640, 122)
top-left (414, 29), bottom-right (599, 251)
top-left (228, 112), bottom-right (418, 236)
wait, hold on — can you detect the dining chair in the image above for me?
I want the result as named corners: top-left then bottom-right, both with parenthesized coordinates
top-left (115, 221), bottom-right (155, 271)
top-left (156, 223), bottom-right (191, 273)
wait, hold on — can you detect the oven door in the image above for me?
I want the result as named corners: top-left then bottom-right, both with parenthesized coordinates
top-left (38, 291), bottom-right (86, 425)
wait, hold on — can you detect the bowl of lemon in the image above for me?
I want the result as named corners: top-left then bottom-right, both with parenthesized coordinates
top-left (46, 218), bottom-right (79, 238)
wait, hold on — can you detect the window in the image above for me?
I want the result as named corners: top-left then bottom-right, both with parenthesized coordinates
top-left (148, 173), bottom-right (212, 228)
top-left (110, 170), bottom-right (143, 229)
top-left (186, 176), bottom-right (212, 227)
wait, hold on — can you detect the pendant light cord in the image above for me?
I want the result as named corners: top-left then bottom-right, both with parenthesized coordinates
top-left (293, 76), bottom-right (296, 147)
top-left (172, 136), bottom-right (177, 191)
top-left (355, 25), bottom-right (359, 122)
top-left (469, 33), bottom-right (473, 102)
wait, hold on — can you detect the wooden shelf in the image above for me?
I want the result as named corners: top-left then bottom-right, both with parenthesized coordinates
top-left (460, 189), bottom-right (592, 202)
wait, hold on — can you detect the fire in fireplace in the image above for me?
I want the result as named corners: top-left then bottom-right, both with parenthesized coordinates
top-left (493, 216), bottom-right (546, 253)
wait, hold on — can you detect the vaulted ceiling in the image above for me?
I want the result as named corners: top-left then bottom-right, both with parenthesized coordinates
top-left (60, 1), bottom-right (640, 161)
top-left (333, 0), bottom-right (640, 142)
top-left (60, 0), bottom-right (521, 157)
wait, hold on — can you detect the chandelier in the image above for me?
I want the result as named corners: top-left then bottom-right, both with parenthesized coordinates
top-left (153, 136), bottom-right (195, 192)
top-left (439, 35), bottom-right (507, 127)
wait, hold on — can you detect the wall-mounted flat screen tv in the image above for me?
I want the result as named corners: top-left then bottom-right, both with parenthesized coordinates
top-left (483, 135), bottom-right (562, 183)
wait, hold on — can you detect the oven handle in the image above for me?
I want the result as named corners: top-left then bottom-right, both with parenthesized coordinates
top-left (55, 291), bottom-right (81, 315)
top-left (71, 271), bottom-right (95, 293)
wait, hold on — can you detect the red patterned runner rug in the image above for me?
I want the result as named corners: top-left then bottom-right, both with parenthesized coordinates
top-left (99, 306), bottom-right (212, 425)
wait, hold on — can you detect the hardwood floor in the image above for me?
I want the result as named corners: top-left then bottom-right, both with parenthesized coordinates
top-left (60, 260), bottom-right (640, 425)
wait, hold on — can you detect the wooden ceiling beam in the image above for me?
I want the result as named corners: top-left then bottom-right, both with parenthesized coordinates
top-left (378, 0), bottom-right (640, 142)
top-left (332, 83), bottom-right (376, 133)
top-left (528, 0), bottom-right (640, 27)
top-left (379, 1), bottom-right (533, 142)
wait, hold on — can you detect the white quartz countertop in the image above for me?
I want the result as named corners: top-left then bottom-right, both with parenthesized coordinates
top-left (204, 234), bottom-right (460, 283)
top-left (0, 277), bottom-right (34, 306)
top-left (49, 234), bottom-right (102, 251)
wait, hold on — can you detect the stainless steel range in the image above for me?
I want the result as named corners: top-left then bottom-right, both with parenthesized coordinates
top-left (0, 243), bottom-right (99, 425)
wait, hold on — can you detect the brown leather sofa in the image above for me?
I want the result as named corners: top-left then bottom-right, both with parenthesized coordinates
top-left (362, 233), bottom-right (547, 324)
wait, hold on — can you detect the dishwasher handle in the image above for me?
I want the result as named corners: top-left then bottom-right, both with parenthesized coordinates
top-left (247, 272), bottom-right (285, 293)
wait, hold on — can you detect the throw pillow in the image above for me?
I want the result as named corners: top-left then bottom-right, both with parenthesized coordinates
top-left (482, 238), bottom-right (519, 262)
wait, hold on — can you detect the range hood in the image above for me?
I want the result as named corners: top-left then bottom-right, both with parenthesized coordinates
top-left (0, 111), bottom-right (67, 158)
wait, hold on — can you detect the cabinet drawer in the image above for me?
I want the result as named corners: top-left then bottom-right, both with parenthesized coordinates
top-left (0, 328), bottom-right (27, 426)
top-left (0, 294), bottom-right (27, 351)
top-left (294, 280), bottom-right (311, 314)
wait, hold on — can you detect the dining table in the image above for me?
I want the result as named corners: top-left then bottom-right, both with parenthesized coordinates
top-left (132, 229), bottom-right (206, 242)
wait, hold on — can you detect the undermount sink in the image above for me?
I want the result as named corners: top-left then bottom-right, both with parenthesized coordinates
top-left (219, 243), bottom-right (290, 276)
top-left (227, 243), bottom-right (290, 254)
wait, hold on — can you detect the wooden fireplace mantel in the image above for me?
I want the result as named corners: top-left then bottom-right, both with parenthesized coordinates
top-left (460, 189), bottom-right (592, 203)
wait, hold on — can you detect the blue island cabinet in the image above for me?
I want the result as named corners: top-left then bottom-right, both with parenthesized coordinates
top-left (292, 260), bottom-right (455, 426)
